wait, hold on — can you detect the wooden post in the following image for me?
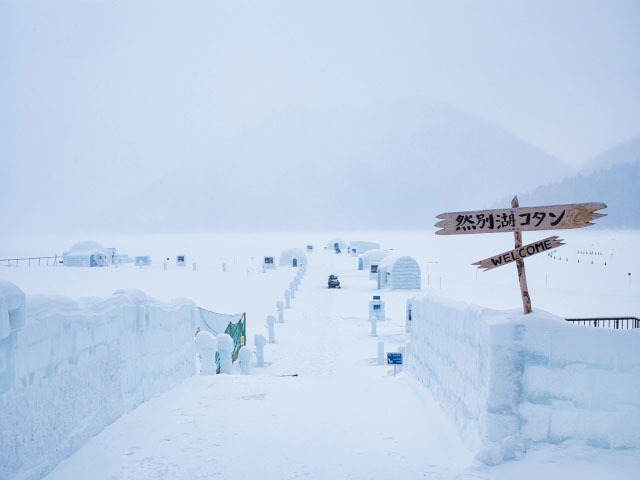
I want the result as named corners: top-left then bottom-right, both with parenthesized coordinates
top-left (512, 196), bottom-right (532, 314)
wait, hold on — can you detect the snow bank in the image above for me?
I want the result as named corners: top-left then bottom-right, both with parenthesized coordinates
top-left (0, 281), bottom-right (26, 342)
top-left (407, 293), bottom-right (640, 464)
top-left (0, 283), bottom-right (197, 480)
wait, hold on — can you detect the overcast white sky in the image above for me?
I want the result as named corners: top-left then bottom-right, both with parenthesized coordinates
top-left (1, 0), bottom-right (639, 231)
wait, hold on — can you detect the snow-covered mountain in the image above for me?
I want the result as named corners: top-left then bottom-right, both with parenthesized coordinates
top-left (580, 135), bottom-right (640, 174)
top-left (101, 102), bottom-right (568, 232)
top-left (498, 138), bottom-right (640, 228)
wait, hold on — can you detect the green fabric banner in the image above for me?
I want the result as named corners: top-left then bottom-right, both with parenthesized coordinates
top-left (198, 308), bottom-right (246, 374)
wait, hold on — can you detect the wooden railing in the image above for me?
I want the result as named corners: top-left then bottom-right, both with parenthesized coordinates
top-left (0, 255), bottom-right (61, 267)
top-left (565, 317), bottom-right (639, 329)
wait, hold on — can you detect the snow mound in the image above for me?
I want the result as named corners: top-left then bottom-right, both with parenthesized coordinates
top-left (0, 280), bottom-right (26, 338)
top-left (238, 346), bottom-right (252, 362)
top-left (216, 333), bottom-right (234, 352)
top-left (195, 331), bottom-right (217, 351)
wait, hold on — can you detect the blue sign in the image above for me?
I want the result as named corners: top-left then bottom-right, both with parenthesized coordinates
top-left (387, 353), bottom-right (403, 365)
top-left (373, 304), bottom-right (381, 310)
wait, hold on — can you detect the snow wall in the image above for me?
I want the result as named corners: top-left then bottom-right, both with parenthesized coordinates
top-left (0, 282), bottom-right (198, 480)
top-left (407, 293), bottom-right (640, 465)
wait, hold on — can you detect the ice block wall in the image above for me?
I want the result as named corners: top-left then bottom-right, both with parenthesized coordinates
top-left (407, 293), bottom-right (640, 464)
top-left (0, 282), bottom-right (198, 480)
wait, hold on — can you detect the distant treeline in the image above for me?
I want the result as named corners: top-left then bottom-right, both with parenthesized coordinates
top-left (501, 160), bottom-right (640, 229)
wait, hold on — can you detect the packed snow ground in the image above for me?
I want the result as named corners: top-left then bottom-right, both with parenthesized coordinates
top-left (1, 231), bottom-right (639, 479)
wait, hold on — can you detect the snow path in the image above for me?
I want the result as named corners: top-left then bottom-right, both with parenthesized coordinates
top-left (39, 249), bottom-right (640, 480)
top-left (44, 252), bottom-right (473, 479)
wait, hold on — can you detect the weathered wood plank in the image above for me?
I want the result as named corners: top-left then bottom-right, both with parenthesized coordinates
top-left (435, 202), bottom-right (606, 235)
top-left (511, 197), bottom-right (532, 314)
top-left (473, 235), bottom-right (565, 271)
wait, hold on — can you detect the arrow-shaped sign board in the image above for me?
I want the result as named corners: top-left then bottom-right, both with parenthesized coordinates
top-left (435, 197), bottom-right (606, 315)
top-left (473, 236), bottom-right (565, 271)
top-left (435, 202), bottom-right (606, 235)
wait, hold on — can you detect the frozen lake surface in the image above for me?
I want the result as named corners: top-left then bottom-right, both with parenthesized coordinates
top-left (1, 229), bottom-right (637, 317)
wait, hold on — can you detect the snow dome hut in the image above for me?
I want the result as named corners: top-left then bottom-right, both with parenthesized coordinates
top-left (348, 241), bottom-right (380, 256)
top-left (376, 255), bottom-right (421, 290)
top-left (63, 241), bottom-right (111, 267)
top-left (326, 238), bottom-right (347, 252)
top-left (279, 248), bottom-right (307, 267)
top-left (360, 248), bottom-right (390, 276)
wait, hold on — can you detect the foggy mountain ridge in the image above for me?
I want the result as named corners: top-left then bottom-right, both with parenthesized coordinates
top-left (97, 102), bottom-right (571, 233)
top-left (579, 135), bottom-right (640, 175)
top-left (497, 159), bottom-right (640, 229)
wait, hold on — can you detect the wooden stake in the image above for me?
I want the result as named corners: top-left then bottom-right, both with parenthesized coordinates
top-left (512, 196), bottom-right (532, 314)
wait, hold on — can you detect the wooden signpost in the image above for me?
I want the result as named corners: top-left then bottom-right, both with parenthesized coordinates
top-left (473, 235), bottom-right (565, 271)
top-left (435, 201), bottom-right (607, 235)
top-left (435, 197), bottom-right (607, 314)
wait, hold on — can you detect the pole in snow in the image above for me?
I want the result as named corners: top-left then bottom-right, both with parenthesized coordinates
top-left (276, 301), bottom-right (284, 323)
top-left (254, 334), bottom-right (266, 367)
top-left (266, 315), bottom-right (276, 344)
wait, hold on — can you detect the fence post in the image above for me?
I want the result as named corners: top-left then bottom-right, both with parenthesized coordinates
top-left (238, 346), bottom-right (252, 375)
top-left (397, 346), bottom-right (405, 373)
top-left (254, 334), bottom-right (266, 367)
top-left (276, 301), bottom-right (284, 323)
top-left (377, 341), bottom-right (385, 365)
top-left (216, 333), bottom-right (234, 374)
top-left (266, 315), bottom-right (276, 344)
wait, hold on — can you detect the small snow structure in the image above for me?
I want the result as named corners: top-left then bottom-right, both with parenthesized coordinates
top-left (254, 334), bottom-right (266, 367)
top-left (377, 255), bottom-right (421, 290)
top-left (360, 249), bottom-right (390, 277)
top-left (216, 333), bottom-right (234, 374)
top-left (108, 248), bottom-right (132, 265)
top-left (278, 248), bottom-right (306, 268)
top-left (263, 256), bottom-right (276, 270)
top-left (63, 241), bottom-right (111, 267)
top-left (326, 238), bottom-right (347, 251)
top-left (266, 315), bottom-right (276, 343)
top-left (238, 346), bottom-right (252, 375)
top-left (348, 241), bottom-right (380, 256)
top-left (135, 256), bottom-right (151, 267)
top-left (195, 331), bottom-right (218, 375)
